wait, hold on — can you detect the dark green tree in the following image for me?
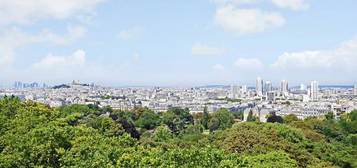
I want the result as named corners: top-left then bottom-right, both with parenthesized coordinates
top-left (247, 110), bottom-right (256, 122)
top-left (200, 106), bottom-right (209, 129)
top-left (325, 112), bottom-right (335, 121)
top-left (232, 111), bottom-right (244, 120)
top-left (135, 109), bottom-right (161, 130)
top-left (267, 114), bottom-right (284, 123)
top-left (152, 126), bottom-right (174, 142)
top-left (245, 151), bottom-right (298, 168)
top-left (339, 110), bottom-right (357, 134)
top-left (208, 108), bottom-right (234, 131)
top-left (59, 104), bottom-right (97, 117)
top-left (162, 107), bottom-right (193, 134)
top-left (283, 114), bottom-right (299, 124)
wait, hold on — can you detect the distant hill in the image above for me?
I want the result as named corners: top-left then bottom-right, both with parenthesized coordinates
top-left (52, 84), bottom-right (70, 89)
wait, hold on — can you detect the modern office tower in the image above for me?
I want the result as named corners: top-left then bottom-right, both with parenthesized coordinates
top-left (310, 81), bottom-right (319, 101)
top-left (30, 82), bottom-right (39, 88)
top-left (354, 84), bottom-right (357, 95)
top-left (14, 81), bottom-right (23, 89)
top-left (241, 85), bottom-right (248, 93)
top-left (256, 77), bottom-right (263, 96)
top-left (23, 83), bottom-right (30, 88)
top-left (300, 83), bottom-right (307, 91)
top-left (280, 80), bottom-right (289, 93)
top-left (265, 81), bottom-right (273, 93)
top-left (230, 84), bottom-right (239, 99)
top-left (240, 85), bottom-right (248, 97)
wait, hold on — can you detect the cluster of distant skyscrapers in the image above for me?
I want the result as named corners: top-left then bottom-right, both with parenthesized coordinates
top-left (13, 81), bottom-right (48, 89)
top-left (230, 77), bottom-right (321, 101)
top-left (256, 77), bottom-right (319, 100)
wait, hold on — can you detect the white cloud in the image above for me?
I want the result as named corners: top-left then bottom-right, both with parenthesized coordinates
top-left (272, 36), bottom-right (357, 70)
top-left (272, 0), bottom-right (309, 10)
top-left (212, 0), bottom-right (259, 5)
top-left (39, 26), bottom-right (87, 44)
top-left (117, 27), bottom-right (144, 40)
top-left (0, 26), bottom-right (86, 66)
top-left (213, 0), bottom-right (309, 10)
top-left (191, 43), bottom-right (223, 55)
top-left (33, 50), bottom-right (86, 69)
top-left (214, 5), bottom-right (285, 36)
top-left (234, 58), bottom-right (264, 69)
top-left (213, 64), bottom-right (225, 70)
top-left (0, 0), bottom-right (105, 25)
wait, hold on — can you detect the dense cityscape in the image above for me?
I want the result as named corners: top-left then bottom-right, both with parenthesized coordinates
top-left (1, 78), bottom-right (356, 121)
top-left (1, 0), bottom-right (357, 167)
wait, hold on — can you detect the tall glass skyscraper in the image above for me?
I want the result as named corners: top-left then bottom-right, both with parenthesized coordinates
top-left (265, 81), bottom-right (273, 93)
top-left (280, 80), bottom-right (289, 93)
top-left (310, 81), bottom-right (319, 101)
top-left (256, 77), bottom-right (263, 96)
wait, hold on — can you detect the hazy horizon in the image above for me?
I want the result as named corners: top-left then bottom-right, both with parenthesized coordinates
top-left (1, 80), bottom-right (356, 89)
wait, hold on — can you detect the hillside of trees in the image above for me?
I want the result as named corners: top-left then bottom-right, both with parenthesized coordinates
top-left (0, 96), bottom-right (356, 167)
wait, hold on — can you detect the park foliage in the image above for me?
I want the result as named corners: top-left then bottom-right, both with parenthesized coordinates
top-left (0, 96), bottom-right (356, 167)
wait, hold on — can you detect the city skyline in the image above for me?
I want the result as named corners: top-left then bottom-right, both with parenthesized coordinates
top-left (0, 0), bottom-right (357, 86)
top-left (4, 78), bottom-right (356, 89)
top-left (0, 1), bottom-right (356, 167)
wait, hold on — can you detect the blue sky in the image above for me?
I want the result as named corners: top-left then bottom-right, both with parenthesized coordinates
top-left (0, 0), bottom-right (357, 87)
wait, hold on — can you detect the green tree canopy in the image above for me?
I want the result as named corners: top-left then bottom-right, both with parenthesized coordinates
top-left (0, 98), bottom-right (355, 168)
top-left (200, 106), bottom-right (209, 129)
top-left (135, 109), bottom-right (161, 130)
top-left (208, 108), bottom-right (235, 131)
top-left (283, 114), bottom-right (299, 124)
top-left (162, 107), bottom-right (193, 134)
